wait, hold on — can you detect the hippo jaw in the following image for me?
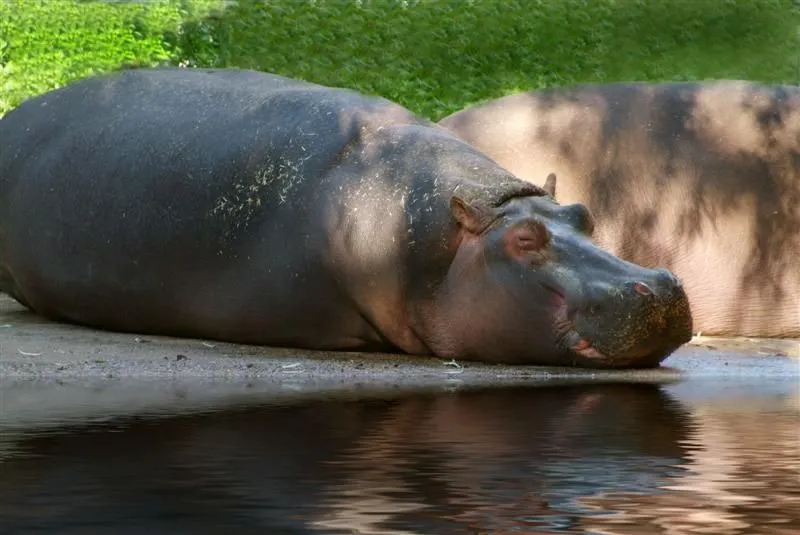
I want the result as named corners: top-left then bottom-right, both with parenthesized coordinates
top-left (546, 285), bottom-right (609, 360)
top-left (544, 268), bottom-right (694, 369)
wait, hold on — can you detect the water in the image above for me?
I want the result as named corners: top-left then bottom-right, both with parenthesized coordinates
top-left (1, 379), bottom-right (798, 534)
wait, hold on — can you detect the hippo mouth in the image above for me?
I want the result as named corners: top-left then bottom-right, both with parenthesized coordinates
top-left (543, 283), bottom-right (608, 361)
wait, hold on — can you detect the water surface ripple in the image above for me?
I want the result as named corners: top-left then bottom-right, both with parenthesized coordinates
top-left (1, 380), bottom-right (798, 534)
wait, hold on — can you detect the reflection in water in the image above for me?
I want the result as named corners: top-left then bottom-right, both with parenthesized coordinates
top-left (0, 382), bottom-right (797, 534)
top-left (312, 384), bottom-right (691, 535)
top-left (577, 384), bottom-right (800, 535)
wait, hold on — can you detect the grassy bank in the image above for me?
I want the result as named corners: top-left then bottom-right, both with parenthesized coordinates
top-left (1, 0), bottom-right (799, 119)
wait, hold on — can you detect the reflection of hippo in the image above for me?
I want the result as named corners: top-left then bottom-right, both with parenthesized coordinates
top-left (0, 68), bottom-right (692, 368)
top-left (439, 81), bottom-right (800, 338)
top-left (313, 384), bottom-right (693, 533)
top-left (0, 384), bottom-right (693, 534)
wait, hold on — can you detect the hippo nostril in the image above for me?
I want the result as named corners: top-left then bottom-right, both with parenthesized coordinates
top-left (632, 282), bottom-right (653, 296)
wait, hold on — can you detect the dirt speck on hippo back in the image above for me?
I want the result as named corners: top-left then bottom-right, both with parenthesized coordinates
top-left (210, 154), bottom-right (310, 233)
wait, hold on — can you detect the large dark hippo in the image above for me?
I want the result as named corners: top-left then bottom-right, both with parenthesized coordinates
top-left (439, 81), bottom-right (800, 338)
top-left (0, 68), bottom-right (692, 368)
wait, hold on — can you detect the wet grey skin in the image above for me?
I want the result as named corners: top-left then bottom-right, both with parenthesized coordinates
top-left (0, 67), bottom-right (692, 369)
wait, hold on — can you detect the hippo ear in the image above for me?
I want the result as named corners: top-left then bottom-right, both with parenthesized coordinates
top-left (450, 196), bottom-right (497, 234)
top-left (543, 173), bottom-right (557, 198)
top-left (504, 218), bottom-right (550, 259)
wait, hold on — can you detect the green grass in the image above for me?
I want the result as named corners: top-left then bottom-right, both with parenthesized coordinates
top-left (0, 0), bottom-right (217, 115)
top-left (1, 0), bottom-right (799, 119)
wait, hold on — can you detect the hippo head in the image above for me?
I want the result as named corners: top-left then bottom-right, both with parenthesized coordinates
top-left (428, 175), bottom-right (693, 369)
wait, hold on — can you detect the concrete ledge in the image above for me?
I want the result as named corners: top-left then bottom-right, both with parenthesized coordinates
top-left (1, 293), bottom-right (798, 436)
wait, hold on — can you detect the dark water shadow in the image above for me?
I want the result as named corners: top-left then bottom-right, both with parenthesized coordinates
top-left (2, 380), bottom-right (797, 534)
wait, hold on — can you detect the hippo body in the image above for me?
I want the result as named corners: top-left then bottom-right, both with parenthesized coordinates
top-left (0, 68), bottom-right (692, 368)
top-left (439, 81), bottom-right (800, 338)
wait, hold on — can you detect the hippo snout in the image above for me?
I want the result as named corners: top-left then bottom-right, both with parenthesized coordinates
top-left (572, 267), bottom-right (693, 369)
top-left (584, 268), bottom-right (684, 310)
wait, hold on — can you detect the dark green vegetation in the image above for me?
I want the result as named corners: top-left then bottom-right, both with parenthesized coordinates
top-left (1, 0), bottom-right (799, 119)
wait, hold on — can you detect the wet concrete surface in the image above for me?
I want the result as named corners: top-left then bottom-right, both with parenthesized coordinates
top-left (1, 294), bottom-right (798, 432)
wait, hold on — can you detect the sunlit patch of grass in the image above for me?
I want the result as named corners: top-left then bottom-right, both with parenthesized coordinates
top-left (198, 0), bottom-right (799, 119)
top-left (1, 0), bottom-right (798, 119)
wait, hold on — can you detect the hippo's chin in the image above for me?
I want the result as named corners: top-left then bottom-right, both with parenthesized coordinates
top-left (545, 285), bottom-right (608, 361)
top-left (553, 314), bottom-right (619, 365)
top-left (556, 319), bottom-right (670, 369)
top-left (560, 329), bottom-right (608, 360)
top-left (547, 285), bottom-right (671, 369)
